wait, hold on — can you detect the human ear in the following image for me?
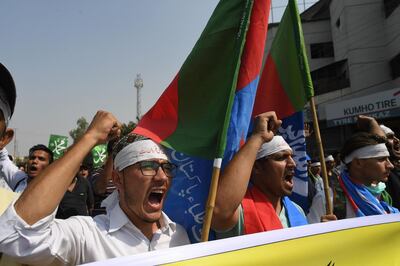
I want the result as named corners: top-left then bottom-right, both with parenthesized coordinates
top-left (0, 128), bottom-right (14, 149)
top-left (112, 169), bottom-right (123, 190)
top-left (353, 158), bottom-right (364, 169)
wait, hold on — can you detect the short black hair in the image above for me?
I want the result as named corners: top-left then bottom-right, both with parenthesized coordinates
top-left (111, 133), bottom-right (149, 160)
top-left (82, 153), bottom-right (93, 170)
top-left (29, 144), bottom-right (54, 163)
top-left (311, 158), bottom-right (320, 164)
top-left (0, 63), bottom-right (17, 117)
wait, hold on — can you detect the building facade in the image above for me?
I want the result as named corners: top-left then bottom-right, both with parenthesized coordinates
top-left (266, 0), bottom-right (400, 155)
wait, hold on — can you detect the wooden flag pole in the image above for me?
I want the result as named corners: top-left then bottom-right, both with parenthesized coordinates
top-left (309, 97), bottom-right (333, 215)
top-left (201, 159), bottom-right (222, 242)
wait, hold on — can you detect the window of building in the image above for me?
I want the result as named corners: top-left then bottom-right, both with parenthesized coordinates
top-left (384, 0), bottom-right (400, 17)
top-left (310, 42), bottom-right (334, 59)
top-left (390, 52), bottom-right (400, 79)
top-left (311, 59), bottom-right (350, 95)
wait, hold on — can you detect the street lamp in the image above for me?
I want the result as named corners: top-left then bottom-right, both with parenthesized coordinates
top-left (134, 74), bottom-right (143, 122)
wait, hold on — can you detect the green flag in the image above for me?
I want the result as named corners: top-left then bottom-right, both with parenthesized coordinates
top-left (253, 0), bottom-right (314, 119)
top-left (91, 144), bottom-right (107, 168)
top-left (133, 0), bottom-right (254, 159)
top-left (48, 134), bottom-right (68, 160)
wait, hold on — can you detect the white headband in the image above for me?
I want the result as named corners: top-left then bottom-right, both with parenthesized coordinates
top-left (256, 136), bottom-right (292, 160)
top-left (325, 155), bottom-right (334, 162)
top-left (310, 162), bottom-right (321, 167)
top-left (114, 139), bottom-right (168, 171)
top-left (344, 143), bottom-right (389, 164)
top-left (380, 125), bottom-right (394, 135)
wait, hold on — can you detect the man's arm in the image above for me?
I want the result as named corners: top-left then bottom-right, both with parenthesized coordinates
top-left (0, 207), bottom-right (88, 265)
top-left (0, 129), bottom-right (27, 190)
top-left (14, 111), bottom-right (121, 225)
top-left (357, 115), bottom-right (385, 137)
top-left (212, 112), bottom-right (281, 231)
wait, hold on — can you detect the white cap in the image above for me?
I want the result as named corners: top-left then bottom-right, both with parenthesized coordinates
top-left (310, 161), bottom-right (321, 167)
top-left (325, 155), bottom-right (334, 162)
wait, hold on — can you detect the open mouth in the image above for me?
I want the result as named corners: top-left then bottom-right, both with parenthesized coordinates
top-left (147, 189), bottom-right (165, 210)
top-left (284, 175), bottom-right (293, 183)
top-left (28, 165), bottom-right (38, 174)
top-left (283, 171), bottom-right (294, 188)
top-left (382, 172), bottom-right (390, 179)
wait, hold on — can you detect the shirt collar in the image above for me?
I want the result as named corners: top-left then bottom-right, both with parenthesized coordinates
top-left (159, 212), bottom-right (177, 234)
top-left (107, 201), bottom-right (131, 233)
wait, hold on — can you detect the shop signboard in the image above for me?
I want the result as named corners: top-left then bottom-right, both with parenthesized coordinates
top-left (325, 88), bottom-right (400, 127)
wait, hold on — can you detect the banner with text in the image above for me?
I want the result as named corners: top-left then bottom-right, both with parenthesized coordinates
top-left (325, 88), bottom-right (400, 127)
top-left (83, 214), bottom-right (400, 266)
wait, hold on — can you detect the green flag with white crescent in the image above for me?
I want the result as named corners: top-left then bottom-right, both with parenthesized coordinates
top-left (48, 134), bottom-right (68, 160)
top-left (91, 144), bottom-right (107, 168)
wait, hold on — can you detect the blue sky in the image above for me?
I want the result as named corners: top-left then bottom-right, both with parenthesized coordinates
top-left (0, 0), bottom-right (313, 157)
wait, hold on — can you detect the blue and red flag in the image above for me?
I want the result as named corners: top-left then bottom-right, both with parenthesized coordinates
top-left (251, 0), bottom-right (314, 211)
top-left (135, 0), bottom-right (271, 242)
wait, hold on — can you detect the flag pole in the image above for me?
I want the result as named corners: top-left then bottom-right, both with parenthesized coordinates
top-left (309, 96), bottom-right (333, 215)
top-left (201, 159), bottom-right (222, 242)
top-left (199, 0), bottom-right (256, 242)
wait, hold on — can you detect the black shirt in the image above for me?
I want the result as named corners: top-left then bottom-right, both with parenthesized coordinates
top-left (56, 176), bottom-right (94, 219)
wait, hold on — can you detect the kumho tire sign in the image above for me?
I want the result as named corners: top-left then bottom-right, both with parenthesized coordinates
top-left (325, 88), bottom-right (400, 127)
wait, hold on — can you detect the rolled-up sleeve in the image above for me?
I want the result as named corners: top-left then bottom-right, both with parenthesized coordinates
top-left (0, 201), bottom-right (84, 265)
top-left (0, 148), bottom-right (24, 191)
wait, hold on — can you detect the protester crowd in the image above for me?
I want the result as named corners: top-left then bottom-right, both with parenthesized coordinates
top-left (0, 62), bottom-right (399, 265)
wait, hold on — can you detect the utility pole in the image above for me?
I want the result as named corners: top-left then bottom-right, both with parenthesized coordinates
top-left (134, 74), bottom-right (143, 122)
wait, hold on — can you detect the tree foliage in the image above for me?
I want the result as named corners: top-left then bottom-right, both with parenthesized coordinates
top-left (69, 117), bottom-right (89, 143)
top-left (121, 121), bottom-right (137, 136)
top-left (69, 117), bottom-right (136, 144)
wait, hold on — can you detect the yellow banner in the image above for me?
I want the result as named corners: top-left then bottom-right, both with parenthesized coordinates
top-left (83, 214), bottom-right (400, 266)
top-left (168, 221), bottom-right (400, 266)
top-left (0, 187), bottom-right (18, 215)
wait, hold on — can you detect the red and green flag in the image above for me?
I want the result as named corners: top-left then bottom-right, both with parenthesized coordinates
top-left (134, 0), bottom-right (271, 242)
top-left (252, 0), bottom-right (314, 119)
top-left (252, 0), bottom-right (314, 211)
top-left (134, 0), bottom-right (254, 159)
